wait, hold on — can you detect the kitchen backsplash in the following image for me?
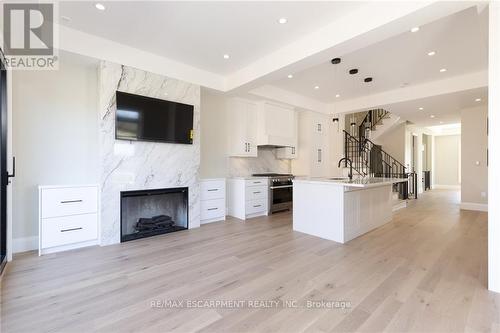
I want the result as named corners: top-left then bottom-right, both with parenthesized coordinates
top-left (228, 147), bottom-right (291, 177)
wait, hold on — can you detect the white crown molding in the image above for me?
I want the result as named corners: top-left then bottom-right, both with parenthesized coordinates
top-left (58, 24), bottom-right (226, 91)
top-left (248, 85), bottom-right (331, 114)
top-left (332, 70), bottom-right (488, 114)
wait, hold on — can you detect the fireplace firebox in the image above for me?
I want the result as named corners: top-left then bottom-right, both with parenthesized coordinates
top-left (120, 187), bottom-right (188, 242)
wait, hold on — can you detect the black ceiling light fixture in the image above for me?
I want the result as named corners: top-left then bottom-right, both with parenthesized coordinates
top-left (349, 68), bottom-right (359, 75)
top-left (331, 57), bottom-right (341, 64)
top-left (332, 118), bottom-right (339, 123)
top-left (364, 77), bottom-right (373, 83)
top-left (350, 122), bottom-right (357, 127)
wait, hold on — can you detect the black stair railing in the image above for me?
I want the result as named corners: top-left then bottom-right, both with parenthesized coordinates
top-left (343, 130), bottom-right (416, 199)
top-left (358, 108), bottom-right (389, 143)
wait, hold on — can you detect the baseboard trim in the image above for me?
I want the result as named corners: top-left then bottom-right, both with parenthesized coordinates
top-left (13, 236), bottom-right (38, 253)
top-left (433, 184), bottom-right (461, 190)
top-left (460, 202), bottom-right (488, 212)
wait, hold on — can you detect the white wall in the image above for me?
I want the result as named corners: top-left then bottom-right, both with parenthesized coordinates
top-left (12, 52), bottom-right (99, 252)
top-left (461, 106), bottom-right (488, 209)
top-left (200, 89), bottom-right (228, 178)
top-left (488, 0), bottom-right (500, 293)
top-left (434, 135), bottom-right (461, 188)
top-left (373, 122), bottom-right (406, 163)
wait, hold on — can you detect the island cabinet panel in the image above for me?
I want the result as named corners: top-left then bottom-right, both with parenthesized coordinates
top-left (292, 182), bottom-right (345, 243)
top-left (343, 186), bottom-right (392, 242)
top-left (293, 179), bottom-right (401, 244)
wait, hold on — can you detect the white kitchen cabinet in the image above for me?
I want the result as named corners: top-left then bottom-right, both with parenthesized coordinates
top-left (292, 111), bottom-right (330, 177)
top-left (227, 98), bottom-right (258, 157)
top-left (227, 178), bottom-right (268, 220)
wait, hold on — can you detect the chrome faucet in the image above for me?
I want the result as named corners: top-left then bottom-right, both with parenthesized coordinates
top-left (338, 157), bottom-right (353, 181)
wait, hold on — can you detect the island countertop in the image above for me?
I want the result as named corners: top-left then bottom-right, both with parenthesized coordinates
top-left (293, 177), bottom-right (408, 188)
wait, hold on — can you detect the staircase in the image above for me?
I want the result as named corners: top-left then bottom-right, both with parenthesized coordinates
top-left (342, 109), bottom-right (417, 200)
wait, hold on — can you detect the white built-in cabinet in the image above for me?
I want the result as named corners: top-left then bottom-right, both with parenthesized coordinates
top-left (38, 184), bottom-right (100, 255)
top-left (227, 98), bottom-right (298, 159)
top-left (292, 111), bottom-right (330, 177)
top-left (200, 179), bottom-right (226, 224)
top-left (227, 98), bottom-right (258, 157)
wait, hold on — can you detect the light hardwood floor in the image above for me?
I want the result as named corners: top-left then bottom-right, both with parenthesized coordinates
top-left (1, 190), bottom-right (499, 332)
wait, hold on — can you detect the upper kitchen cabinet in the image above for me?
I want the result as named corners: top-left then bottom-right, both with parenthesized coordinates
top-left (227, 98), bottom-right (258, 157)
top-left (292, 110), bottom-right (331, 177)
top-left (256, 102), bottom-right (297, 148)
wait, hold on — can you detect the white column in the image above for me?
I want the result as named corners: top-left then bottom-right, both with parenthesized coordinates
top-left (489, 1), bottom-right (500, 293)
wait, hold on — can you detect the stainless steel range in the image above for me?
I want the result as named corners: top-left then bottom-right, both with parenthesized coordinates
top-left (252, 173), bottom-right (294, 214)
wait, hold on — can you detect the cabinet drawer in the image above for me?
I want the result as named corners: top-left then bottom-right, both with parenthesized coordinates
top-left (41, 213), bottom-right (98, 249)
top-left (245, 186), bottom-right (267, 201)
top-left (200, 180), bottom-right (225, 200)
top-left (201, 199), bottom-right (225, 220)
top-left (246, 178), bottom-right (268, 187)
top-left (246, 199), bottom-right (267, 215)
top-left (41, 186), bottom-right (98, 218)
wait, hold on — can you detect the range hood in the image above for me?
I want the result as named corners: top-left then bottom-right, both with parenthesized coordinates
top-left (256, 102), bottom-right (297, 148)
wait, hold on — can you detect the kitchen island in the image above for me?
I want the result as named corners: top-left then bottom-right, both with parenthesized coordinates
top-left (293, 177), bottom-right (408, 243)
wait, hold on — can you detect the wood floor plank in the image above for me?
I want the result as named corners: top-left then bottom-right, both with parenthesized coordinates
top-left (1, 190), bottom-right (499, 333)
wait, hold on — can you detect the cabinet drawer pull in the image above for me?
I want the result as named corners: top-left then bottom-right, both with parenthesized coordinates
top-left (60, 200), bottom-right (83, 204)
top-left (253, 204), bottom-right (262, 208)
top-left (253, 191), bottom-right (261, 194)
top-left (253, 181), bottom-right (261, 184)
top-left (207, 208), bottom-right (218, 211)
top-left (207, 189), bottom-right (219, 192)
top-left (60, 227), bottom-right (83, 233)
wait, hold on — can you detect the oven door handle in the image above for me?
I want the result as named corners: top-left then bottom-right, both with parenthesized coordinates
top-left (270, 185), bottom-right (293, 189)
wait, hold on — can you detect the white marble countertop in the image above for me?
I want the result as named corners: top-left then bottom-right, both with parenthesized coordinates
top-left (293, 177), bottom-right (408, 188)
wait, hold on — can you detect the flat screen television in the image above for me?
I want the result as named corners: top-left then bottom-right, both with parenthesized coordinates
top-left (115, 91), bottom-right (194, 144)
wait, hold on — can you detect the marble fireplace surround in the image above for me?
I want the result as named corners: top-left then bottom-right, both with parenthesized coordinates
top-left (98, 61), bottom-right (201, 245)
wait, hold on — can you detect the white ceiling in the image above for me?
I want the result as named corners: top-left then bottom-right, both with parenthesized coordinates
top-left (381, 87), bottom-right (488, 128)
top-left (271, 7), bottom-right (488, 103)
top-left (59, 1), bottom-right (366, 75)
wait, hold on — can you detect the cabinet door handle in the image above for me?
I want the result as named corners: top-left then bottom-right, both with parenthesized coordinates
top-left (253, 204), bottom-right (261, 208)
top-left (60, 200), bottom-right (83, 204)
top-left (207, 189), bottom-right (218, 192)
top-left (317, 123), bottom-right (322, 132)
top-left (207, 208), bottom-right (218, 211)
top-left (253, 191), bottom-right (261, 194)
top-left (318, 149), bottom-right (322, 162)
top-left (61, 227), bottom-right (83, 232)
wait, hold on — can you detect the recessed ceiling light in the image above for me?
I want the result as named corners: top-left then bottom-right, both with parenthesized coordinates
top-left (314, 86), bottom-right (320, 90)
top-left (430, 115), bottom-right (435, 118)
top-left (427, 51), bottom-right (436, 56)
top-left (410, 27), bottom-right (420, 33)
top-left (223, 54), bottom-right (230, 60)
top-left (439, 68), bottom-right (447, 73)
top-left (287, 74), bottom-right (293, 79)
top-left (475, 98), bottom-right (482, 102)
top-left (278, 17), bottom-right (288, 24)
top-left (418, 107), bottom-right (424, 110)
top-left (335, 94), bottom-right (340, 98)
top-left (95, 3), bottom-right (106, 10)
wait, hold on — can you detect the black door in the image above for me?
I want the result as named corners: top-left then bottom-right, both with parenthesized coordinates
top-left (0, 51), bottom-right (8, 274)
